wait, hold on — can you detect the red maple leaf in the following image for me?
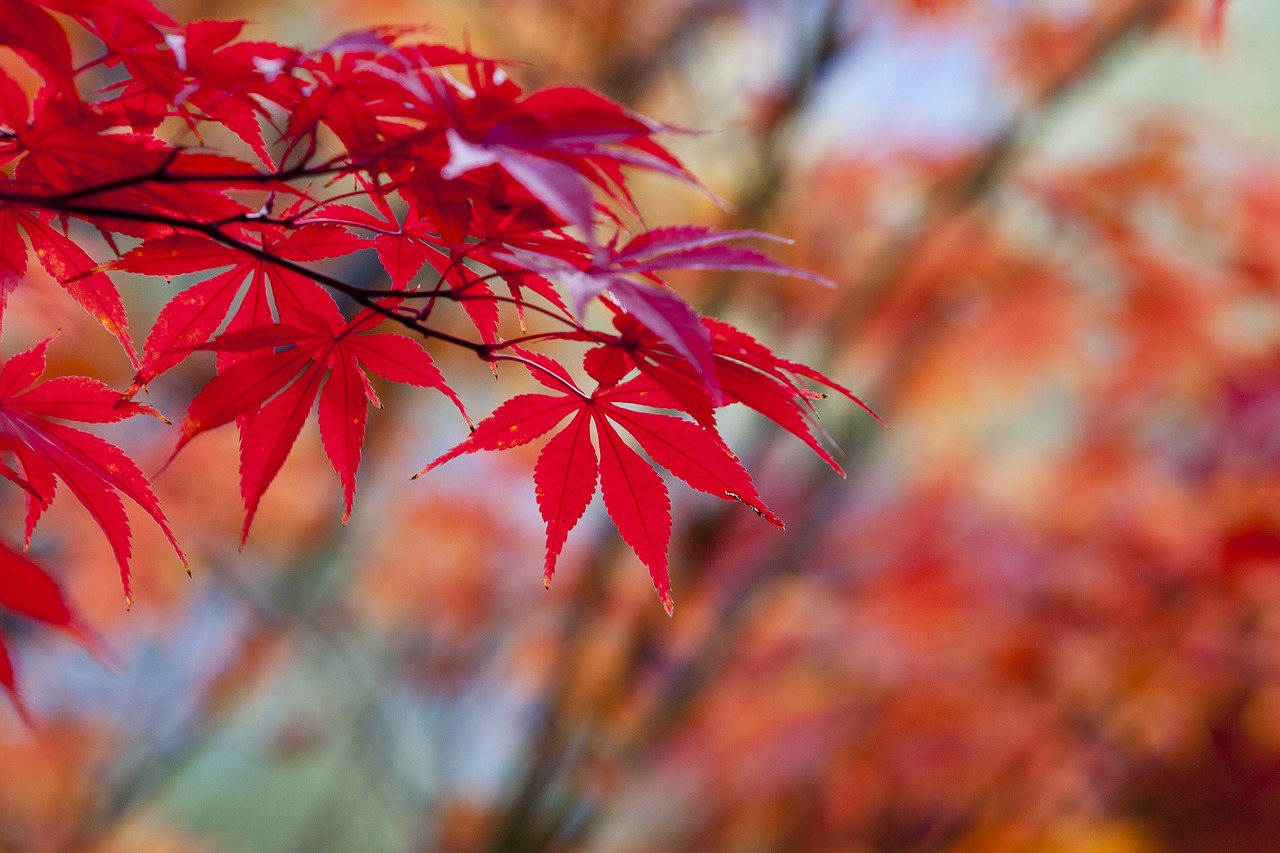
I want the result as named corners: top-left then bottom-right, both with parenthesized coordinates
top-left (98, 18), bottom-right (300, 160)
top-left (421, 352), bottom-right (781, 615)
top-left (169, 304), bottom-right (469, 540)
top-left (312, 198), bottom-right (506, 341)
top-left (584, 313), bottom-right (881, 475)
top-left (0, 338), bottom-right (184, 603)
top-left (432, 72), bottom-right (702, 248)
top-left (499, 226), bottom-right (833, 392)
top-left (0, 3), bottom-right (77, 92)
top-left (4, 210), bottom-right (138, 365)
top-left (110, 220), bottom-right (368, 390)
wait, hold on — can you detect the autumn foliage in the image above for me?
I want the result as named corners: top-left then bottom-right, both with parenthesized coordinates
top-left (0, 0), bottom-right (873, 708)
top-left (1, 0), bottom-right (1276, 851)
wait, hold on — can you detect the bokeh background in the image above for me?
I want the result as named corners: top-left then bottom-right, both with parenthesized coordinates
top-left (5, 0), bottom-right (1280, 850)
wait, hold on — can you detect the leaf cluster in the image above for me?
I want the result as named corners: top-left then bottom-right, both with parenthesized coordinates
top-left (0, 0), bottom-right (870, 709)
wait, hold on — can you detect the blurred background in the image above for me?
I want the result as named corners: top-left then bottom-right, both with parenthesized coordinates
top-left (5, 0), bottom-right (1280, 850)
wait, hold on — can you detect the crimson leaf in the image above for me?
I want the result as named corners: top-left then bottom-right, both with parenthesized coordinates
top-left (171, 305), bottom-right (468, 540)
top-left (422, 362), bottom-right (780, 614)
top-left (0, 337), bottom-right (184, 603)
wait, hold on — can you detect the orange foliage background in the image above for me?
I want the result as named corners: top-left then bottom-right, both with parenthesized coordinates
top-left (3, 1), bottom-right (1278, 851)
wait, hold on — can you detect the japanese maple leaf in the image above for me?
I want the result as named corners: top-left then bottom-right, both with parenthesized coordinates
top-left (11, 88), bottom-right (166, 197)
top-left (315, 199), bottom-right (503, 341)
top-left (4, 210), bottom-right (138, 366)
top-left (99, 19), bottom-right (300, 162)
top-left (497, 226), bottom-right (833, 393)
top-left (286, 37), bottom-right (416, 161)
top-left (443, 129), bottom-right (600, 244)
top-left (585, 313), bottom-right (881, 475)
top-left (169, 304), bottom-right (468, 540)
top-left (40, 0), bottom-right (175, 32)
top-left (1, 0), bottom-right (174, 108)
top-left (284, 30), bottom-right (484, 164)
top-left (109, 221), bottom-right (366, 390)
top-left (422, 353), bottom-right (781, 615)
top-left (0, 338), bottom-right (184, 603)
top-left (440, 83), bottom-right (698, 243)
top-left (0, 543), bottom-right (103, 724)
top-left (0, 3), bottom-right (76, 92)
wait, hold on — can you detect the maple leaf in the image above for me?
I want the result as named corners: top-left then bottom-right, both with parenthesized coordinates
top-left (98, 18), bottom-right (299, 164)
top-left (315, 199), bottom-right (505, 341)
top-left (583, 313), bottom-right (881, 475)
top-left (436, 78), bottom-right (702, 247)
top-left (41, 0), bottom-right (175, 32)
top-left (0, 338), bottom-right (184, 603)
top-left (110, 221), bottom-right (367, 390)
top-left (286, 33), bottom-right (427, 162)
top-left (422, 354), bottom-right (781, 615)
top-left (5, 210), bottom-right (139, 366)
top-left (169, 305), bottom-right (468, 539)
top-left (0, 3), bottom-right (76, 92)
top-left (443, 129), bottom-right (600, 244)
top-left (10, 89), bottom-right (162, 195)
top-left (0, 542), bottom-right (103, 724)
top-left (499, 226), bottom-right (833, 393)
